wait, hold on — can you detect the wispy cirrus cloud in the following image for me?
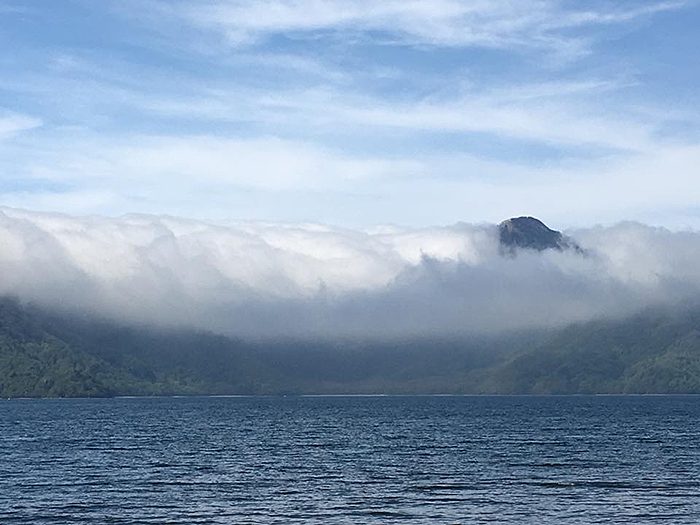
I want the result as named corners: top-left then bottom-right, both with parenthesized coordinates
top-left (2, 127), bottom-right (699, 229)
top-left (0, 1), bottom-right (697, 228)
top-left (166, 0), bottom-right (685, 57)
top-left (13, 63), bottom-right (653, 153)
top-left (0, 112), bottom-right (41, 139)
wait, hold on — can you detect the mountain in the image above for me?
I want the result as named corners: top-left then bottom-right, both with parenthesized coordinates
top-left (0, 298), bottom-right (268, 397)
top-left (498, 216), bottom-right (581, 253)
top-left (475, 308), bottom-right (700, 394)
top-left (2, 297), bottom-right (700, 397)
top-left (0, 297), bottom-right (510, 397)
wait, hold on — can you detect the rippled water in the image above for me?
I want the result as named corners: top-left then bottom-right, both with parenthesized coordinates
top-left (2, 395), bottom-right (700, 524)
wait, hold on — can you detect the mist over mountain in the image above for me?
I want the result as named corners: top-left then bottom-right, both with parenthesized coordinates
top-left (2, 207), bottom-right (700, 339)
top-left (2, 206), bottom-right (700, 396)
top-left (2, 296), bottom-right (700, 397)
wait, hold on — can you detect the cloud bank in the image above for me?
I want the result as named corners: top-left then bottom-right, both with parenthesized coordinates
top-left (1, 207), bottom-right (699, 339)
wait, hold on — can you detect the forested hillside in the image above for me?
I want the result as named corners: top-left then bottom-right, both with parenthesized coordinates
top-left (2, 297), bottom-right (700, 397)
top-left (477, 309), bottom-right (700, 394)
top-left (0, 298), bottom-right (266, 397)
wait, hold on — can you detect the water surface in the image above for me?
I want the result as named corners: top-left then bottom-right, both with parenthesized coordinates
top-left (2, 395), bottom-right (699, 523)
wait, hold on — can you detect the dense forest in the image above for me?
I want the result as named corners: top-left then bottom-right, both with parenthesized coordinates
top-left (2, 296), bottom-right (700, 397)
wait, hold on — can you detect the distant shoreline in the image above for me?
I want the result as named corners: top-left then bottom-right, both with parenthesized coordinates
top-left (4, 393), bottom-right (700, 401)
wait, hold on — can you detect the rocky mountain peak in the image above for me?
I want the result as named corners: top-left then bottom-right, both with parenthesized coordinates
top-left (498, 216), bottom-right (581, 254)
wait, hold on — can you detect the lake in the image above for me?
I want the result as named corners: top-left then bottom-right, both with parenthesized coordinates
top-left (2, 395), bottom-right (699, 524)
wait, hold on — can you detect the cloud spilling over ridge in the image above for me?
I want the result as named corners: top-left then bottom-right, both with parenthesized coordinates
top-left (1, 207), bottom-right (699, 339)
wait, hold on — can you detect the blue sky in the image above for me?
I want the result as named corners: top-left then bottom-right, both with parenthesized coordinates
top-left (1, 0), bottom-right (699, 228)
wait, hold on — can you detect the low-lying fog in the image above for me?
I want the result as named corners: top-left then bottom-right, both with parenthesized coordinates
top-left (1, 207), bottom-right (699, 339)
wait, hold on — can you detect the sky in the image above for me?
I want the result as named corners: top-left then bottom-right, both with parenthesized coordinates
top-left (1, 0), bottom-right (699, 229)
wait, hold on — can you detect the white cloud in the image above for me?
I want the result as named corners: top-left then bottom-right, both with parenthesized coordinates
top-left (4, 133), bottom-right (423, 192)
top-left (0, 113), bottom-right (41, 139)
top-left (1, 126), bottom-right (698, 229)
top-left (134, 79), bottom-right (655, 151)
top-left (317, 91), bottom-right (654, 152)
top-left (5, 61), bottom-right (656, 156)
top-left (1, 206), bottom-right (699, 339)
top-left (173, 0), bottom-right (684, 57)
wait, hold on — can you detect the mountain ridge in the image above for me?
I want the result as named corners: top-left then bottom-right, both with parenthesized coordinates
top-left (2, 297), bottom-right (700, 397)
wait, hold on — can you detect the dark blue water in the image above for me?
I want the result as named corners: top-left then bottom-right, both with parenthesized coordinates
top-left (2, 396), bottom-right (699, 524)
